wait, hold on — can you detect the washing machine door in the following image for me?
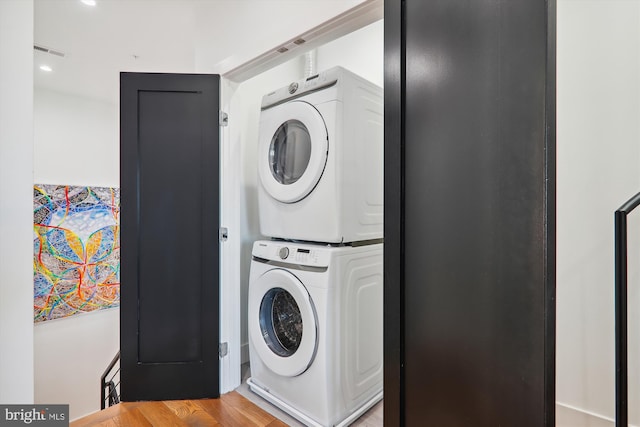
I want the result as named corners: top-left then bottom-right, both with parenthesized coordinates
top-left (258, 100), bottom-right (328, 203)
top-left (249, 268), bottom-right (318, 377)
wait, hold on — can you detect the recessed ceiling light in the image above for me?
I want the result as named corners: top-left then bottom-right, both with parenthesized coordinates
top-left (81, 0), bottom-right (96, 6)
top-left (39, 65), bottom-right (52, 72)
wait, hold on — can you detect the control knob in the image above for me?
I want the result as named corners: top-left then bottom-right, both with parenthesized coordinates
top-left (278, 247), bottom-right (289, 260)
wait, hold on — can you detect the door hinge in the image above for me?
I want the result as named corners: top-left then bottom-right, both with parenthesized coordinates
top-left (219, 227), bottom-right (228, 242)
top-left (219, 111), bottom-right (228, 127)
top-left (219, 342), bottom-right (228, 358)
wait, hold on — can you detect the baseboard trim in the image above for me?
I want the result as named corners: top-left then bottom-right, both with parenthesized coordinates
top-left (557, 402), bottom-right (613, 423)
top-left (556, 402), bottom-right (637, 427)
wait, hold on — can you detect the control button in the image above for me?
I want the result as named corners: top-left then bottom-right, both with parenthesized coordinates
top-left (278, 247), bottom-right (290, 259)
top-left (288, 82), bottom-right (298, 94)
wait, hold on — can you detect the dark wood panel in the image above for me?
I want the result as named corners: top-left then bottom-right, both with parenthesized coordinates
top-left (383, 0), bottom-right (404, 426)
top-left (544, 4), bottom-right (557, 426)
top-left (384, 0), bottom-right (556, 425)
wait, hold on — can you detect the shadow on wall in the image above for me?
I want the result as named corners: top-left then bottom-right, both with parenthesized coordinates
top-left (241, 185), bottom-right (262, 362)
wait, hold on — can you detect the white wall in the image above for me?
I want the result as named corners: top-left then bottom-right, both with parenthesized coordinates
top-left (316, 19), bottom-right (383, 88)
top-left (195, 0), bottom-right (366, 74)
top-left (33, 88), bottom-right (119, 421)
top-left (0, 0), bottom-right (35, 404)
top-left (232, 19), bottom-right (384, 363)
top-left (34, 310), bottom-right (119, 420)
top-left (33, 88), bottom-right (118, 187)
top-left (556, 0), bottom-right (640, 425)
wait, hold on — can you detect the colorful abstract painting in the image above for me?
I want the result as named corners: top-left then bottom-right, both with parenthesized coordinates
top-left (33, 185), bottom-right (120, 322)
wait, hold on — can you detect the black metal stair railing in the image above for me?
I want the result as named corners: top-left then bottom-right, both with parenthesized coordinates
top-left (101, 351), bottom-right (121, 410)
top-left (615, 191), bottom-right (640, 427)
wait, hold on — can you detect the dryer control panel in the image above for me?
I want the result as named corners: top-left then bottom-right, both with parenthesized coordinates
top-left (260, 66), bottom-right (344, 110)
top-left (253, 241), bottom-right (331, 268)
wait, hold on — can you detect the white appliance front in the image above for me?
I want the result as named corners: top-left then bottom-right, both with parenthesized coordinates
top-left (257, 66), bottom-right (383, 244)
top-left (247, 240), bottom-right (383, 427)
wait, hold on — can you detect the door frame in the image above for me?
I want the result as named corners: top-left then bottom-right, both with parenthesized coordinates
top-left (383, 1), bottom-right (556, 426)
top-left (217, 0), bottom-right (384, 394)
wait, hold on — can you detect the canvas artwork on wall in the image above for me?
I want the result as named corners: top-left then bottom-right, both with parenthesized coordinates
top-left (33, 184), bottom-right (120, 322)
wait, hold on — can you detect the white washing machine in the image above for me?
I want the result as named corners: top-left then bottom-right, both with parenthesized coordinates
top-left (257, 66), bottom-right (383, 244)
top-left (247, 240), bottom-right (383, 427)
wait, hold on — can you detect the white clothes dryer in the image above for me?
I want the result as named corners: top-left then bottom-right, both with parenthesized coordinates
top-left (257, 66), bottom-right (383, 244)
top-left (247, 240), bottom-right (383, 427)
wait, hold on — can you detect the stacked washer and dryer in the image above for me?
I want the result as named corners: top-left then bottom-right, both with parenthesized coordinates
top-left (247, 66), bottom-right (384, 427)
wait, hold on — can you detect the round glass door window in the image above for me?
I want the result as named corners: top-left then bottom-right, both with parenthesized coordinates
top-left (269, 120), bottom-right (312, 185)
top-left (259, 287), bottom-right (303, 357)
top-left (258, 101), bottom-right (328, 203)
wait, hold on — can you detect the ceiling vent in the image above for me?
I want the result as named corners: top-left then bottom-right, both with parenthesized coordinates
top-left (33, 44), bottom-right (66, 58)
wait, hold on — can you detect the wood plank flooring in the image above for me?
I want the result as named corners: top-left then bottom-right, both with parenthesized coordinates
top-left (70, 391), bottom-right (289, 427)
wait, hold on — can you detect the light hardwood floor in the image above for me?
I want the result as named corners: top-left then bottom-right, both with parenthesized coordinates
top-left (70, 392), bottom-right (288, 427)
top-left (71, 391), bottom-right (383, 426)
top-left (73, 397), bottom-right (617, 426)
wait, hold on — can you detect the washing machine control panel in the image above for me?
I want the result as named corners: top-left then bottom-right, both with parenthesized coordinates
top-left (289, 247), bottom-right (317, 264)
top-left (254, 241), bottom-right (330, 268)
top-left (278, 247), bottom-right (289, 259)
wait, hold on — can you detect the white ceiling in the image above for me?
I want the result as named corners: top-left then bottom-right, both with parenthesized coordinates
top-left (34, 0), bottom-right (365, 104)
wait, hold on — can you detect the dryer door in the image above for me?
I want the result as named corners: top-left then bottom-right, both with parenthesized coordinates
top-left (249, 268), bottom-right (318, 377)
top-left (258, 101), bottom-right (328, 203)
